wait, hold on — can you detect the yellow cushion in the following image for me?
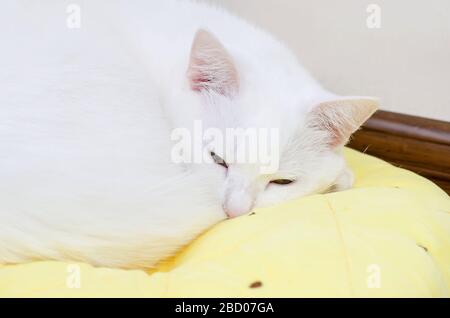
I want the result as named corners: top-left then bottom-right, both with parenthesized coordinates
top-left (1, 148), bottom-right (449, 297)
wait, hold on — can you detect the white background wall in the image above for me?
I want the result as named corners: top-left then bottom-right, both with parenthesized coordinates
top-left (205, 0), bottom-right (450, 121)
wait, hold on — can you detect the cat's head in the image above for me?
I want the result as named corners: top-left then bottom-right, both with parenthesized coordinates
top-left (185, 29), bottom-right (378, 218)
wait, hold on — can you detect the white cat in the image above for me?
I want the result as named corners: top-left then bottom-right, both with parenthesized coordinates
top-left (0, 0), bottom-right (377, 268)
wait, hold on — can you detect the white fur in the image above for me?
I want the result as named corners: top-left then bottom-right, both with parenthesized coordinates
top-left (0, 0), bottom-right (377, 268)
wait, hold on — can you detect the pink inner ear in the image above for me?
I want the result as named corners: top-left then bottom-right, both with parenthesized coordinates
top-left (313, 103), bottom-right (349, 147)
top-left (189, 61), bottom-right (208, 92)
top-left (311, 98), bottom-right (379, 147)
top-left (187, 29), bottom-right (239, 97)
top-left (189, 57), bottom-right (221, 93)
top-left (327, 125), bottom-right (345, 148)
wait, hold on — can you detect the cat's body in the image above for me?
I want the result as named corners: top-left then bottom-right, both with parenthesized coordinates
top-left (0, 1), bottom-right (377, 268)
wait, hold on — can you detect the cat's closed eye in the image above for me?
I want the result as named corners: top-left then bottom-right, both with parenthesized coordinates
top-left (210, 151), bottom-right (228, 168)
top-left (270, 179), bottom-right (295, 185)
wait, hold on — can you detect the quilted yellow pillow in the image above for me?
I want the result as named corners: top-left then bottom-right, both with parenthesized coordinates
top-left (0, 148), bottom-right (449, 297)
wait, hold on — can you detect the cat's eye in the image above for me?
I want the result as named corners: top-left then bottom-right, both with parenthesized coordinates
top-left (210, 151), bottom-right (228, 168)
top-left (270, 179), bottom-right (294, 185)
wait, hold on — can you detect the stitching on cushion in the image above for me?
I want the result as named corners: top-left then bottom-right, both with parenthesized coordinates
top-left (325, 197), bottom-right (355, 297)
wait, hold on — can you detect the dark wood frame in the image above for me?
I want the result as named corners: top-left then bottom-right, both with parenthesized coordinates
top-left (347, 110), bottom-right (450, 195)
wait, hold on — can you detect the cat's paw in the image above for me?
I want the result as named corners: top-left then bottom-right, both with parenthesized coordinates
top-left (333, 168), bottom-right (354, 191)
top-left (324, 168), bottom-right (354, 193)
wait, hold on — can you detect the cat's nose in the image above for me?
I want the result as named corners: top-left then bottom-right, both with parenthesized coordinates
top-left (223, 192), bottom-right (254, 218)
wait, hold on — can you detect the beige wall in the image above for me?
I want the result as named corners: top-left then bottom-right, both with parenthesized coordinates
top-left (205, 0), bottom-right (450, 121)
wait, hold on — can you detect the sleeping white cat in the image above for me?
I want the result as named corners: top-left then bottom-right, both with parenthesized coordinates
top-left (0, 0), bottom-right (378, 268)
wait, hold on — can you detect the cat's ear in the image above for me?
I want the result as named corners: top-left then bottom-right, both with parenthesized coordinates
top-left (187, 29), bottom-right (239, 97)
top-left (309, 97), bottom-right (379, 147)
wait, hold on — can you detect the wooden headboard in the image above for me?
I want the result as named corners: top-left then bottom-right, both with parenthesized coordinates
top-left (347, 110), bottom-right (450, 195)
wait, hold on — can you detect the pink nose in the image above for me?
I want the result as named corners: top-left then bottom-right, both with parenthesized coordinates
top-left (223, 194), bottom-right (254, 218)
top-left (223, 205), bottom-right (250, 218)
